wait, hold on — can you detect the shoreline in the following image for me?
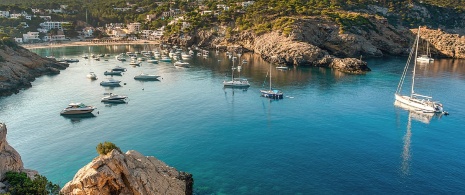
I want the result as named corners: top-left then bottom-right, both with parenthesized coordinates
top-left (21, 39), bottom-right (161, 49)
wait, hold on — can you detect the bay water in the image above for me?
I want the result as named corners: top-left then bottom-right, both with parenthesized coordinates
top-left (1, 45), bottom-right (465, 194)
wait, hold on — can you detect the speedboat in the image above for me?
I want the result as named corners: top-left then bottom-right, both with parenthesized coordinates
top-left (60, 103), bottom-right (96, 115)
top-left (100, 78), bottom-right (121, 86)
top-left (134, 73), bottom-right (160, 80)
top-left (112, 66), bottom-right (127, 72)
top-left (129, 61), bottom-right (140, 66)
top-left (174, 61), bottom-right (189, 67)
top-left (223, 78), bottom-right (250, 88)
top-left (147, 59), bottom-right (158, 64)
top-left (104, 70), bottom-right (122, 76)
top-left (101, 93), bottom-right (128, 103)
top-left (86, 72), bottom-right (98, 80)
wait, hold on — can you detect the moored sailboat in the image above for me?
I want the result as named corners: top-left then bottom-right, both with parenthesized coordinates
top-left (395, 26), bottom-right (446, 114)
top-left (260, 64), bottom-right (283, 99)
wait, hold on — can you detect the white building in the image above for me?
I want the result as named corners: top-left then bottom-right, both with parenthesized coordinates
top-left (10, 13), bottom-right (23, 19)
top-left (113, 7), bottom-right (131, 12)
top-left (40, 21), bottom-right (70, 31)
top-left (82, 27), bottom-right (94, 38)
top-left (22, 32), bottom-right (40, 42)
top-left (39, 16), bottom-right (52, 21)
top-left (241, 1), bottom-right (255, 7)
top-left (0, 11), bottom-right (9, 18)
top-left (14, 37), bottom-right (23, 43)
top-left (20, 22), bottom-right (29, 28)
top-left (127, 22), bottom-right (141, 33)
top-left (43, 35), bottom-right (66, 42)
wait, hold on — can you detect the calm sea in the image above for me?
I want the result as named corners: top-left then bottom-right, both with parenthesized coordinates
top-left (1, 45), bottom-right (465, 194)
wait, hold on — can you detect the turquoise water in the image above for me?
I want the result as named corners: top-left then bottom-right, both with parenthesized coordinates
top-left (1, 45), bottom-right (465, 194)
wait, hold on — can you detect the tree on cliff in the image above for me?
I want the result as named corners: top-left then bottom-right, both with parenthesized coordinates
top-left (96, 141), bottom-right (122, 155)
top-left (4, 171), bottom-right (60, 195)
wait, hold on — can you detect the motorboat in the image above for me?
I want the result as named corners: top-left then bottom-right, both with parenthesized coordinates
top-left (174, 61), bottom-right (190, 67)
top-left (416, 55), bottom-right (434, 63)
top-left (60, 103), bottom-right (96, 115)
top-left (100, 78), bottom-right (121, 86)
top-left (129, 60), bottom-right (140, 66)
top-left (104, 70), bottom-right (122, 76)
top-left (116, 55), bottom-right (126, 61)
top-left (181, 53), bottom-right (191, 59)
top-left (86, 72), bottom-right (98, 80)
top-left (134, 73), bottom-right (160, 80)
top-left (112, 66), bottom-right (127, 72)
top-left (82, 55), bottom-right (89, 59)
top-left (147, 59), bottom-right (158, 64)
top-left (160, 56), bottom-right (172, 62)
top-left (101, 93), bottom-right (127, 103)
top-left (395, 26), bottom-right (445, 114)
top-left (65, 59), bottom-right (79, 63)
top-left (276, 65), bottom-right (289, 70)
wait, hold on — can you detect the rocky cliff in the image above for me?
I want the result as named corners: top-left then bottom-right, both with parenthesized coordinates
top-left (0, 44), bottom-right (68, 97)
top-left (60, 149), bottom-right (193, 195)
top-left (0, 123), bottom-right (38, 192)
top-left (414, 27), bottom-right (465, 59)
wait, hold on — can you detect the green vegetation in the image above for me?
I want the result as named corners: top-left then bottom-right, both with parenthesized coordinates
top-left (96, 141), bottom-right (121, 155)
top-left (3, 171), bottom-right (60, 195)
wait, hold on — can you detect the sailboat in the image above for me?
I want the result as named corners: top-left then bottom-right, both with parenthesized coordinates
top-left (416, 35), bottom-right (434, 63)
top-left (223, 56), bottom-right (250, 88)
top-left (260, 64), bottom-right (283, 99)
top-left (395, 26), bottom-right (445, 114)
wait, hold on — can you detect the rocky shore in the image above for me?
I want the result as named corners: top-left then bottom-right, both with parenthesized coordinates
top-left (0, 123), bottom-right (193, 194)
top-left (0, 44), bottom-right (68, 97)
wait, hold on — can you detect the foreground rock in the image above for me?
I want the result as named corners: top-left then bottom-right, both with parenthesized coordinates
top-left (0, 43), bottom-right (68, 97)
top-left (0, 123), bottom-right (38, 181)
top-left (61, 149), bottom-right (193, 195)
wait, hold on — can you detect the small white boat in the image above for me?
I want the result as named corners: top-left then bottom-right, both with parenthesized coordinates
top-left (223, 78), bottom-right (250, 88)
top-left (261, 64), bottom-right (283, 99)
top-left (137, 57), bottom-right (145, 61)
top-left (65, 59), bottom-right (79, 63)
top-left (181, 53), bottom-right (191, 59)
top-left (129, 60), bottom-right (140, 66)
top-left (160, 56), bottom-right (172, 62)
top-left (82, 55), bottom-right (89, 59)
top-left (86, 72), bottom-right (97, 80)
top-left (174, 61), bottom-right (190, 67)
top-left (60, 103), bottom-right (96, 115)
top-left (147, 59), bottom-right (158, 64)
top-left (416, 55), bottom-right (434, 63)
top-left (100, 78), bottom-right (121, 86)
top-left (134, 73), bottom-right (160, 80)
top-left (101, 93), bottom-right (127, 103)
top-left (104, 70), bottom-right (122, 76)
top-left (276, 66), bottom-right (289, 70)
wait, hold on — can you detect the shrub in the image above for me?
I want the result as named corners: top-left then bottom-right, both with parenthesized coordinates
top-left (96, 141), bottom-right (121, 155)
top-left (4, 171), bottom-right (60, 195)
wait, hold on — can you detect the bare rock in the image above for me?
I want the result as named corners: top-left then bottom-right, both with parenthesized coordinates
top-left (60, 149), bottom-right (193, 195)
top-left (0, 44), bottom-right (68, 97)
top-left (414, 27), bottom-right (465, 58)
top-left (0, 123), bottom-right (24, 181)
top-left (329, 58), bottom-right (371, 74)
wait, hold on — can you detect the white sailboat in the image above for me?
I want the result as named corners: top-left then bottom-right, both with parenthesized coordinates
top-left (223, 56), bottom-right (250, 88)
top-left (395, 26), bottom-right (445, 114)
top-left (260, 64), bottom-right (283, 99)
top-left (416, 40), bottom-right (434, 63)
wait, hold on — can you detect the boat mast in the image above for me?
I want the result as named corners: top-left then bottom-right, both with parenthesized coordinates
top-left (269, 64), bottom-right (272, 91)
top-left (411, 26), bottom-right (421, 98)
top-left (231, 55), bottom-right (235, 81)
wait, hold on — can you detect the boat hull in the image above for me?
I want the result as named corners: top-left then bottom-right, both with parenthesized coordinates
top-left (394, 94), bottom-right (443, 113)
top-left (60, 108), bottom-right (95, 115)
top-left (260, 90), bottom-right (284, 99)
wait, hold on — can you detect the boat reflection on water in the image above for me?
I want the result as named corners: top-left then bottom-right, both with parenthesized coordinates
top-left (61, 113), bottom-right (96, 123)
top-left (394, 101), bottom-right (445, 176)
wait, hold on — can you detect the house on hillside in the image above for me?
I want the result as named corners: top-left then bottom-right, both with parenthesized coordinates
top-left (0, 11), bottom-right (9, 18)
top-left (127, 22), bottom-right (141, 34)
top-left (22, 32), bottom-right (41, 43)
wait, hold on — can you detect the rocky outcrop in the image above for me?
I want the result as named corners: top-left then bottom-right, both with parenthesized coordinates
top-left (414, 27), bottom-right (465, 59)
top-left (0, 44), bottom-right (68, 97)
top-left (0, 123), bottom-right (38, 181)
top-left (60, 149), bottom-right (193, 195)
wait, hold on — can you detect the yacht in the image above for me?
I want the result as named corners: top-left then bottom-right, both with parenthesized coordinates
top-left (60, 103), bottom-right (96, 115)
top-left (86, 72), bottom-right (97, 80)
top-left (100, 78), bottom-right (121, 87)
top-left (260, 64), bottom-right (283, 99)
top-left (223, 78), bottom-right (250, 88)
top-left (134, 73), bottom-right (160, 80)
top-left (101, 93), bottom-right (128, 103)
top-left (174, 61), bottom-right (190, 67)
top-left (104, 70), bottom-right (122, 76)
top-left (416, 55), bottom-right (434, 63)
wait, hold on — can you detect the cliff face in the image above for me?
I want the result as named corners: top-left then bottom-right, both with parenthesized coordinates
top-left (0, 44), bottom-right (68, 97)
top-left (0, 123), bottom-right (23, 181)
top-left (0, 123), bottom-right (37, 182)
top-left (414, 27), bottom-right (465, 58)
top-left (61, 149), bottom-right (193, 195)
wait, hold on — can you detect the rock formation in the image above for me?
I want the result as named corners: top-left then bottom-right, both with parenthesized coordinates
top-left (414, 27), bottom-right (465, 59)
top-left (0, 123), bottom-right (37, 181)
top-left (60, 149), bottom-right (193, 195)
top-left (0, 43), bottom-right (68, 97)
